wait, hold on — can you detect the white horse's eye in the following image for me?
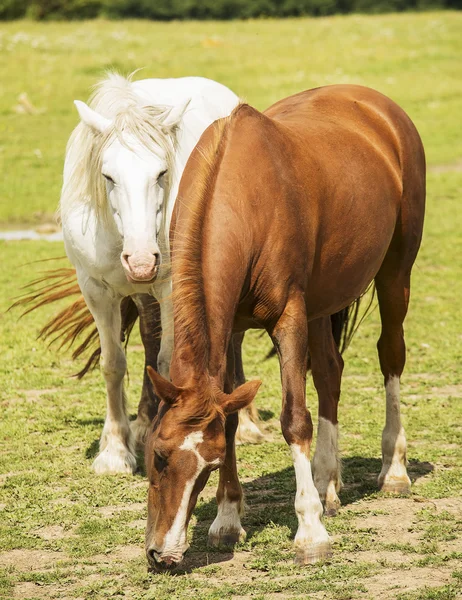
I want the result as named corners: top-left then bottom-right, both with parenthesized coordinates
top-left (103, 173), bottom-right (115, 185)
top-left (157, 170), bottom-right (167, 181)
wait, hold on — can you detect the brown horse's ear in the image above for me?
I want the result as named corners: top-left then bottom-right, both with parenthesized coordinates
top-left (146, 366), bottom-right (181, 405)
top-left (220, 380), bottom-right (262, 415)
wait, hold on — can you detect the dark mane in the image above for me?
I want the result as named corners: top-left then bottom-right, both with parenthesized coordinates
top-left (171, 104), bottom-right (244, 376)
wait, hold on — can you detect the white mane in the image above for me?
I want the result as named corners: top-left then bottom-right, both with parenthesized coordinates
top-left (60, 73), bottom-right (179, 221)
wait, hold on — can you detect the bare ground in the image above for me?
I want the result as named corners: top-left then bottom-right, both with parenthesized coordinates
top-left (2, 495), bottom-right (460, 599)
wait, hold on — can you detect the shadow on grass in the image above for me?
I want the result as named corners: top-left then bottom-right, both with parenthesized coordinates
top-left (258, 409), bottom-right (275, 422)
top-left (85, 438), bottom-right (100, 460)
top-left (178, 456), bottom-right (434, 571)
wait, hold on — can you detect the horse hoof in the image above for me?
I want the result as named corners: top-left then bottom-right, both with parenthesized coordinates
top-left (236, 422), bottom-right (265, 445)
top-left (294, 541), bottom-right (333, 565)
top-left (208, 528), bottom-right (246, 548)
top-left (92, 448), bottom-right (137, 475)
top-left (324, 500), bottom-right (340, 517)
top-left (379, 478), bottom-right (411, 495)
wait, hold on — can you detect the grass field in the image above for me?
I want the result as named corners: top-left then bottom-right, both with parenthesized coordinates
top-left (1, 11), bottom-right (461, 600)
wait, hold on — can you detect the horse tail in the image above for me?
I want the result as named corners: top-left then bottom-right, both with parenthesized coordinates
top-left (10, 267), bottom-right (139, 378)
top-left (331, 283), bottom-right (377, 354)
top-left (265, 283), bottom-right (376, 360)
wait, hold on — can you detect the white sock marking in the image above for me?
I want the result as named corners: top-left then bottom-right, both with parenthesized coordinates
top-left (380, 376), bottom-right (410, 484)
top-left (208, 490), bottom-right (244, 540)
top-left (291, 444), bottom-right (330, 547)
top-left (313, 417), bottom-right (341, 504)
top-left (93, 418), bottom-right (136, 475)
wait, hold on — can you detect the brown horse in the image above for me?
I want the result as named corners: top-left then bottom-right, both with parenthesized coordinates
top-left (144, 84), bottom-right (425, 569)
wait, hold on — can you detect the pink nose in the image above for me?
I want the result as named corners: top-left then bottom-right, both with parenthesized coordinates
top-left (121, 250), bottom-right (159, 282)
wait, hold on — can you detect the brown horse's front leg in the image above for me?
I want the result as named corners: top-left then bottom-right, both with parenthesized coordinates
top-left (208, 412), bottom-right (246, 547)
top-left (209, 341), bottom-right (246, 547)
top-left (272, 293), bottom-right (332, 564)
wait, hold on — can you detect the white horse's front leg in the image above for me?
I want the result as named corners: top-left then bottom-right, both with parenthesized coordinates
top-left (79, 275), bottom-right (136, 475)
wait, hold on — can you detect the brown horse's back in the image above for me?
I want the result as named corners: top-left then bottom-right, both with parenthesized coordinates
top-left (217, 85), bottom-right (425, 320)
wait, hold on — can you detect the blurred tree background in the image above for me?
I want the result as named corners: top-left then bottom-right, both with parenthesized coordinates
top-left (1, 0), bottom-right (460, 21)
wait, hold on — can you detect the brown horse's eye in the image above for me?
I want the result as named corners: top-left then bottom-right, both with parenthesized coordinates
top-left (154, 452), bottom-right (168, 472)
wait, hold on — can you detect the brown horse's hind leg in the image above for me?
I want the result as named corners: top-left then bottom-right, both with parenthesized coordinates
top-left (234, 332), bottom-right (265, 445)
top-left (131, 295), bottom-right (161, 450)
top-left (375, 266), bottom-right (413, 495)
top-left (271, 293), bottom-right (331, 564)
top-left (208, 341), bottom-right (246, 547)
top-left (310, 317), bottom-right (344, 516)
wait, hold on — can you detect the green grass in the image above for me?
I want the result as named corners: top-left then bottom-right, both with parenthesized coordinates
top-left (1, 11), bottom-right (462, 600)
top-left (0, 12), bottom-right (462, 224)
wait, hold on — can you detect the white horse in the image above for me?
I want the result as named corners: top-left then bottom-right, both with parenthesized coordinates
top-left (62, 74), bottom-right (258, 475)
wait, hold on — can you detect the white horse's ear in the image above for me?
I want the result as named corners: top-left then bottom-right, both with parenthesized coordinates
top-left (74, 100), bottom-right (111, 134)
top-left (162, 99), bottom-right (191, 129)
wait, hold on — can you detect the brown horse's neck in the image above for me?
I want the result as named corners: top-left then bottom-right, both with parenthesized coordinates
top-left (170, 106), bottom-right (249, 390)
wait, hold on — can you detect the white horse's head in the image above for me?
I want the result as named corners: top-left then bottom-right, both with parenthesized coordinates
top-left (74, 98), bottom-right (189, 284)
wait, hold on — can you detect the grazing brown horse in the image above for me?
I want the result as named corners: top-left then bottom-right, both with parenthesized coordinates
top-left (144, 84), bottom-right (425, 569)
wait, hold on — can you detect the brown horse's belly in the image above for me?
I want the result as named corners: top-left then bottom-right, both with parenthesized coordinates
top-left (304, 231), bottom-right (391, 320)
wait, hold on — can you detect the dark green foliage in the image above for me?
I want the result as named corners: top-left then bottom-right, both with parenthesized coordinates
top-left (1, 0), bottom-right (461, 21)
top-left (0, 0), bottom-right (28, 19)
top-left (26, 0), bottom-right (101, 19)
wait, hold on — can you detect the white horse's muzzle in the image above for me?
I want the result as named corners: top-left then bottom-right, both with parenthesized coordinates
top-left (121, 249), bottom-right (159, 283)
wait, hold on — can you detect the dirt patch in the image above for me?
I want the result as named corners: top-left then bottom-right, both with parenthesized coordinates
top-left (97, 502), bottom-right (145, 517)
top-left (112, 544), bottom-right (143, 561)
top-left (34, 525), bottom-right (68, 541)
top-left (342, 548), bottom-right (415, 566)
top-left (14, 582), bottom-right (84, 600)
top-left (92, 544), bottom-right (143, 565)
top-left (14, 388), bottom-right (59, 404)
top-left (432, 497), bottom-right (462, 513)
top-left (0, 549), bottom-right (66, 570)
top-left (14, 581), bottom-right (55, 599)
top-left (365, 565), bottom-right (455, 599)
top-left (350, 497), bottom-right (423, 542)
top-left (428, 384), bottom-right (462, 398)
top-left (349, 496), bottom-right (462, 547)
top-left (128, 519), bottom-right (145, 529)
top-left (187, 551), bottom-right (255, 583)
top-left (429, 158), bottom-right (462, 173)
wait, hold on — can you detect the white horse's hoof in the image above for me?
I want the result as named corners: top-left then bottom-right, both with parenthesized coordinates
top-left (236, 417), bottom-right (264, 445)
top-left (294, 541), bottom-right (332, 565)
top-left (378, 473), bottom-right (411, 495)
top-left (92, 447), bottom-right (137, 475)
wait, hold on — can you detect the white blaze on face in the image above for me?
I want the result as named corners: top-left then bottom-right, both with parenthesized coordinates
top-left (158, 431), bottom-right (218, 561)
top-left (312, 417), bottom-right (341, 506)
top-left (104, 143), bottom-right (164, 280)
top-left (380, 376), bottom-right (410, 482)
top-left (290, 444), bottom-right (330, 548)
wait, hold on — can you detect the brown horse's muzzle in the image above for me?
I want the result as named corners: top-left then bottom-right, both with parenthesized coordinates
top-left (146, 547), bottom-right (186, 572)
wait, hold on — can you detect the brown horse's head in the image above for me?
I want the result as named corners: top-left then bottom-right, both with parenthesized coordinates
top-left (144, 366), bottom-right (260, 571)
